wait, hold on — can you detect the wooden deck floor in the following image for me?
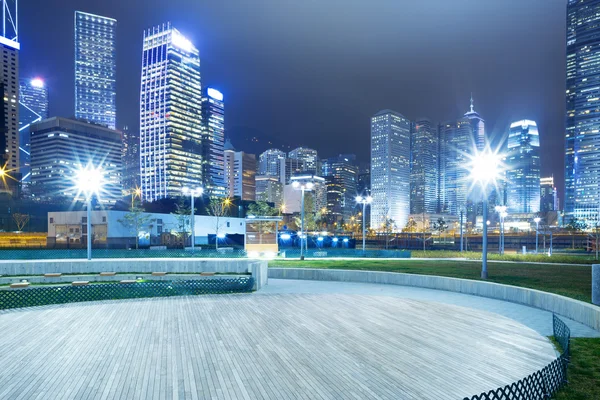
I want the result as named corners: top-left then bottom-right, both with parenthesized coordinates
top-left (0, 293), bottom-right (557, 399)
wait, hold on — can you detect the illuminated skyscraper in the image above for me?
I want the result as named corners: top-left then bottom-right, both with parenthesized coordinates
top-left (121, 125), bottom-right (139, 191)
top-left (19, 78), bottom-right (48, 183)
top-left (258, 149), bottom-right (286, 183)
top-left (224, 139), bottom-right (256, 201)
top-left (288, 147), bottom-right (319, 175)
top-left (505, 120), bottom-right (540, 213)
top-left (410, 118), bottom-right (438, 214)
top-left (464, 95), bottom-right (485, 151)
top-left (201, 87), bottom-right (226, 196)
top-left (565, 0), bottom-right (600, 224)
top-left (321, 154), bottom-right (358, 222)
top-left (74, 11), bottom-right (116, 129)
top-left (442, 118), bottom-right (472, 217)
top-left (0, 0), bottom-right (20, 194)
top-left (370, 110), bottom-right (411, 229)
top-left (540, 176), bottom-right (558, 213)
top-left (140, 23), bottom-right (203, 201)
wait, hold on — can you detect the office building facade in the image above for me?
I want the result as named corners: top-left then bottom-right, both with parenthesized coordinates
top-left (0, 6), bottom-right (19, 193)
top-left (19, 78), bottom-right (48, 183)
top-left (540, 176), bottom-right (558, 213)
top-left (410, 118), bottom-right (438, 214)
top-left (140, 23), bottom-right (203, 201)
top-left (370, 110), bottom-right (411, 230)
top-left (258, 148), bottom-right (286, 183)
top-left (224, 140), bottom-right (256, 201)
top-left (505, 120), bottom-right (540, 214)
top-left (321, 154), bottom-right (358, 222)
top-left (288, 147), bottom-right (319, 175)
top-left (565, 0), bottom-right (600, 224)
top-left (255, 175), bottom-right (283, 207)
top-left (121, 125), bottom-right (139, 191)
top-left (201, 87), bottom-right (226, 197)
top-left (74, 11), bottom-right (117, 129)
top-left (29, 117), bottom-right (122, 203)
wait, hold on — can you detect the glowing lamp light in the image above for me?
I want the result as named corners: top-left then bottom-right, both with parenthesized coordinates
top-left (534, 217), bottom-right (541, 223)
top-left (207, 88), bottom-right (223, 101)
top-left (280, 233), bottom-right (291, 240)
top-left (321, 231), bottom-right (328, 236)
top-left (0, 167), bottom-right (5, 177)
top-left (468, 149), bottom-right (503, 188)
top-left (182, 187), bottom-right (203, 196)
top-left (332, 237), bottom-right (339, 243)
top-left (216, 233), bottom-right (226, 239)
top-left (306, 182), bottom-right (314, 190)
top-left (292, 181), bottom-right (300, 188)
top-left (75, 165), bottom-right (104, 198)
top-left (343, 238), bottom-right (349, 243)
top-left (317, 237), bottom-right (324, 241)
top-left (31, 78), bottom-right (44, 88)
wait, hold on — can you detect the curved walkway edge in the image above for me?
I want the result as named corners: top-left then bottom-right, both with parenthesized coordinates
top-left (268, 268), bottom-right (600, 332)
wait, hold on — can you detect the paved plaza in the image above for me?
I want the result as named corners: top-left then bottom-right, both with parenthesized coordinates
top-left (0, 284), bottom-right (563, 400)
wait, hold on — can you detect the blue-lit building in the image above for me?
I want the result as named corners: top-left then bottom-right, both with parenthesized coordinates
top-left (410, 118), bottom-right (438, 214)
top-left (74, 11), bottom-right (117, 129)
top-left (321, 154), bottom-right (358, 222)
top-left (19, 78), bottom-right (48, 183)
top-left (258, 149), bottom-right (286, 183)
top-left (565, 0), bottom-right (600, 225)
top-left (505, 120), bottom-right (540, 214)
top-left (139, 23), bottom-right (203, 201)
top-left (464, 96), bottom-right (485, 151)
top-left (370, 110), bottom-right (411, 230)
top-left (201, 87), bottom-right (226, 197)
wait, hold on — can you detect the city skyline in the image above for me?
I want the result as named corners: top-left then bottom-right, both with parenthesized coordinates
top-left (19, 0), bottom-right (566, 191)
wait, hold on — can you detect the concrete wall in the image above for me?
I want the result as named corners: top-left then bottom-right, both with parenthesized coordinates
top-left (0, 259), bottom-right (268, 290)
top-left (269, 268), bottom-right (600, 332)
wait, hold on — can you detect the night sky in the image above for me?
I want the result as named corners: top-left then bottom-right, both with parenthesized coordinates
top-left (21, 0), bottom-right (566, 193)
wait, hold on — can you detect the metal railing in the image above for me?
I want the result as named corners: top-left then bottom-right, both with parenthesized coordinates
top-left (0, 248), bottom-right (249, 259)
top-left (0, 278), bottom-right (255, 310)
top-left (282, 249), bottom-right (411, 259)
top-left (464, 314), bottom-right (570, 400)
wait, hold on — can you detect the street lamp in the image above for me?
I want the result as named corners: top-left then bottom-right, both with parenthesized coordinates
top-left (356, 195), bottom-right (373, 253)
top-left (494, 206), bottom-right (507, 255)
top-left (534, 217), bottom-right (541, 254)
top-left (292, 180), bottom-right (314, 260)
top-left (468, 149), bottom-right (503, 279)
top-left (75, 164), bottom-right (105, 261)
top-left (182, 187), bottom-right (203, 253)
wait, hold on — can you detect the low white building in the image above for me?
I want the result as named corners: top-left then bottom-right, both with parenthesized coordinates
top-left (47, 211), bottom-right (246, 248)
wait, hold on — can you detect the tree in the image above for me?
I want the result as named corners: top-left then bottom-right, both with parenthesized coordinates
top-left (293, 193), bottom-right (320, 233)
top-left (207, 197), bottom-right (232, 249)
top-left (171, 197), bottom-right (193, 246)
top-left (12, 213), bottom-right (30, 232)
top-left (381, 217), bottom-right (396, 250)
top-left (247, 201), bottom-right (277, 244)
top-left (433, 218), bottom-right (448, 237)
top-left (402, 218), bottom-right (417, 233)
top-left (566, 217), bottom-right (588, 249)
top-left (118, 201), bottom-right (155, 249)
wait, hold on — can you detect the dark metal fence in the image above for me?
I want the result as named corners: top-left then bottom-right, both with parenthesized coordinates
top-left (0, 248), bottom-right (249, 260)
top-left (464, 314), bottom-right (570, 400)
top-left (0, 278), bottom-right (254, 310)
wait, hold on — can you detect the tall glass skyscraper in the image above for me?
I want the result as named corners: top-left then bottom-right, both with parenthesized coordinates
top-left (410, 118), bottom-right (438, 214)
top-left (0, 0), bottom-right (20, 193)
top-left (19, 78), bottom-right (48, 183)
top-left (288, 147), bottom-right (319, 174)
top-left (258, 149), bottom-right (286, 183)
top-left (505, 120), bottom-right (540, 213)
top-left (443, 118), bottom-right (472, 217)
top-left (321, 154), bottom-right (358, 222)
top-left (565, 0), bottom-right (600, 225)
top-left (140, 24), bottom-right (203, 201)
top-left (464, 96), bottom-right (485, 151)
top-left (370, 110), bottom-right (411, 230)
top-left (201, 87), bottom-right (226, 197)
top-left (74, 11), bottom-right (117, 129)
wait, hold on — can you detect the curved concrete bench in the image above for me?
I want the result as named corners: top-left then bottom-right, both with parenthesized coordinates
top-left (268, 268), bottom-right (600, 332)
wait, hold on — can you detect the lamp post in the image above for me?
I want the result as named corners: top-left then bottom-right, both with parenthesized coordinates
top-left (75, 165), bottom-right (105, 261)
top-left (356, 195), bottom-right (373, 253)
top-left (534, 217), bottom-right (541, 254)
top-left (182, 187), bottom-right (203, 253)
top-left (468, 149), bottom-right (503, 279)
top-left (494, 206), bottom-right (507, 255)
top-left (292, 180), bottom-right (314, 260)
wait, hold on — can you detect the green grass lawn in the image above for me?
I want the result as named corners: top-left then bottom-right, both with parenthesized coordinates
top-left (555, 338), bottom-right (600, 400)
top-left (409, 250), bottom-right (598, 264)
top-left (269, 259), bottom-right (593, 303)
